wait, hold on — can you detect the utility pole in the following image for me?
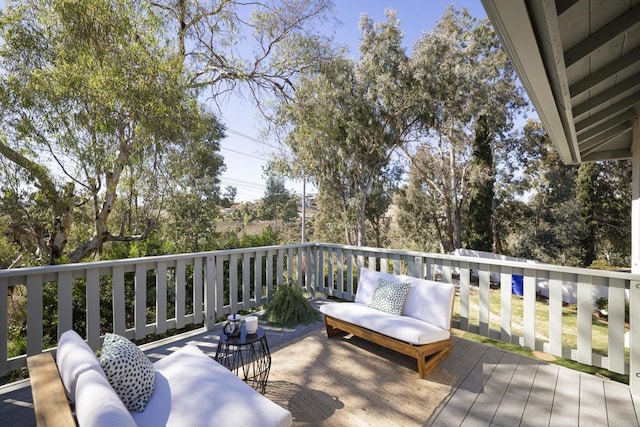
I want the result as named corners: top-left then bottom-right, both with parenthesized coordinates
top-left (301, 179), bottom-right (306, 243)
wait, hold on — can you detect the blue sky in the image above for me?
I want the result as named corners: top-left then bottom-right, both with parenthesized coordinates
top-left (218, 1), bottom-right (489, 202)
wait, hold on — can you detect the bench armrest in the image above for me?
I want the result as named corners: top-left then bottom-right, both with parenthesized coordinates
top-left (27, 352), bottom-right (76, 426)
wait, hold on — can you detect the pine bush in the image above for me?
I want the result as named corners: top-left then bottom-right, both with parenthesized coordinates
top-left (265, 282), bottom-right (320, 327)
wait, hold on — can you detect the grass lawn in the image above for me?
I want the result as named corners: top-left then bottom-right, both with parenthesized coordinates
top-left (452, 285), bottom-right (629, 384)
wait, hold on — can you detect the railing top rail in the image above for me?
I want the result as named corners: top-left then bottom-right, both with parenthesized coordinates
top-left (313, 243), bottom-right (640, 281)
top-left (1, 241), bottom-right (638, 282)
top-left (0, 242), bottom-right (317, 278)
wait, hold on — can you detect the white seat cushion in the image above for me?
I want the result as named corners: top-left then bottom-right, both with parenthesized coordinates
top-left (320, 302), bottom-right (450, 345)
top-left (132, 344), bottom-right (292, 427)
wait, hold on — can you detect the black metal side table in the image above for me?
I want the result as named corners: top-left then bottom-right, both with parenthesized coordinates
top-left (214, 326), bottom-right (271, 394)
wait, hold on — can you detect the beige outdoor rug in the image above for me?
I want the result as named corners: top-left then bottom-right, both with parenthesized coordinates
top-left (265, 329), bottom-right (457, 426)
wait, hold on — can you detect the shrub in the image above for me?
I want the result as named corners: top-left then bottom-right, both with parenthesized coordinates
top-left (265, 281), bottom-right (320, 327)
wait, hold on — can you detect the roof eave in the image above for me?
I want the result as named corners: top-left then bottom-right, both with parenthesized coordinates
top-left (482, 0), bottom-right (581, 165)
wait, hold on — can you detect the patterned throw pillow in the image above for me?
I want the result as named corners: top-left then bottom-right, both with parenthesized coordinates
top-left (368, 279), bottom-right (411, 316)
top-left (99, 333), bottom-right (155, 412)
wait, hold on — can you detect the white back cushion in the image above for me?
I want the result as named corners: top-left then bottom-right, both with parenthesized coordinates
top-left (56, 329), bottom-right (103, 402)
top-left (403, 278), bottom-right (455, 330)
top-left (354, 268), bottom-right (455, 330)
top-left (75, 368), bottom-right (136, 427)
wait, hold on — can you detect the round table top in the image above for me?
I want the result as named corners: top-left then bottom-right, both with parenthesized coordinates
top-left (221, 326), bottom-right (265, 345)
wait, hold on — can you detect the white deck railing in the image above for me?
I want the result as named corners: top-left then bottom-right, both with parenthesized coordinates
top-left (1, 243), bottom-right (639, 392)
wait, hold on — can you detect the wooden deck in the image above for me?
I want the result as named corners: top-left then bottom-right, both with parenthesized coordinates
top-left (1, 313), bottom-right (639, 426)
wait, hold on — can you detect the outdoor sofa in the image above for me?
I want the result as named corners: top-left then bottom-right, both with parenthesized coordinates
top-left (27, 329), bottom-right (292, 427)
top-left (319, 267), bottom-right (456, 378)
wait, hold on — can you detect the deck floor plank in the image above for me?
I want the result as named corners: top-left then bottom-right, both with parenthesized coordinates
top-left (549, 367), bottom-right (581, 427)
top-left (520, 362), bottom-right (559, 427)
top-left (460, 351), bottom-right (521, 426)
top-left (490, 356), bottom-right (538, 425)
top-left (579, 373), bottom-right (607, 425)
top-left (603, 379), bottom-right (638, 426)
top-left (429, 346), bottom-right (504, 426)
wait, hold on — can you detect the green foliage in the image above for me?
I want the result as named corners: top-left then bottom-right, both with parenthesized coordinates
top-left (0, 0), bottom-right (225, 264)
top-left (276, 10), bottom-right (409, 246)
top-left (466, 115), bottom-right (494, 252)
top-left (265, 282), bottom-right (320, 327)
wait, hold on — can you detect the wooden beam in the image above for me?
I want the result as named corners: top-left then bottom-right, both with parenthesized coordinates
top-left (555, 0), bottom-right (580, 16)
top-left (572, 73), bottom-right (640, 117)
top-left (564, 4), bottom-right (640, 67)
top-left (580, 124), bottom-right (632, 156)
top-left (577, 111), bottom-right (637, 144)
top-left (574, 93), bottom-right (640, 132)
top-left (570, 45), bottom-right (640, 98)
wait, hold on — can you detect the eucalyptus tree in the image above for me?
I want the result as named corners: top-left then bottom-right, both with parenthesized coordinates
top-left (506, 121), bottom-right (580, 264)
top-left (262, 170), bottom-right (298, 232)
top-left (151, 0), bottom-right (335, 111)
top-left (277, 11), bottom-right (412, 246)
top-left (402, 7), bottom-right (525, 252)
top-left (576, 160), bottom-right (631, 267)
top-left (0, 0), bottom-right (224, 264)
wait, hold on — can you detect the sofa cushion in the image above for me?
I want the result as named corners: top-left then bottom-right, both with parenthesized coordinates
top-left (354, 268), bottom-right (455, 330)
top-left (354, 268), bottom-right (385, 305)
top-left (320, 302), bottom-right (450, 345)
top-left (56, 329), bottom-right (104, 402)
top-left (132, 344), bottom-right (292, 427)
top-left (100, 333), bottom-right (155, 412)
top-left (75, 368), bottom-right (136, 427)
top-left (403, 278), bottom-right (455, 331)
top-left (369, 279), bottom-right (411, 316)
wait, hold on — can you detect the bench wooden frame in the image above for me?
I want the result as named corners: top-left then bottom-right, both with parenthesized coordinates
top-left (26, 352), bottom-right (75, 427)
top-left (324, 314), bottom-right (452, 379)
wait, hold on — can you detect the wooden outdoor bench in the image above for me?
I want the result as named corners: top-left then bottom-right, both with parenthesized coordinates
top-left (319, 268), bottom-right (455, 379)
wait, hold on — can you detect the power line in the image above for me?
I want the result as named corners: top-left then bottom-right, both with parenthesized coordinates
top-left (220, 176), bottom-right (266, 190)
top-left (220, 146), bottom-right (269, 161)
top-left (226, 127), bottom-right (281, 151)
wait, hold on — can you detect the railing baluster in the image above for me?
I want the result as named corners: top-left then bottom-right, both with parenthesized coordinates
top-left (459, 262), bottom-right (470, 331)
top-left (327, 248), bottom-right (334, 295)
top-left (608, 277), bottom-right (626, 374)
top-left (298, 246), bottom-right (305, 289)
top-left (229, 254), bottom-right (238, 314)
top-left (0, 277), bottom-right (7, 373)
top-left (337, 248), bottom-right (344, 297)
top-left (277, 249), bottom-right (284, 286)
top-left (86, 269), bottom-right (100, 349)
top-left (442, 259), bottom-right (452, 283)
top-left (287, 247), bottom-right (294, 285)
top-left (255, 251), bottom-right (263, 306)
top-left (523, 269), bottom-right (536, 349)
top-left (479, 268), bottom-right (490, 337)
top-left (346, 251), bottom-right (354, 297)
top-left (242, 252), bottom-right (251, 309)
top-left (26, 274), bottom-right (43, 356)
top-left (266, 250), bottom-right (274, 300)
top-left (549, 271), bottom-right (563, 356)
top-left (316, 246), bottom-right (324, 294)
top-left (215, 256), bottom-right (225, 318)
top-left (135, 263), bottom-right (148, 339)
top-left (193, 257), bottom-right (203, 324)
top-left (500, 267), bottom-right (512, 343)
top-left (577, 274), bottom-right (593, 365)
top-left (57, 270), bottom-right (73, 338)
